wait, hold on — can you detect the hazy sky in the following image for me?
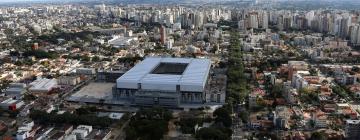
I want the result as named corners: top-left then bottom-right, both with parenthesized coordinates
top-left (0, 0), bottom-right (358, 3)
top-left (0, 0), bottom-right (76, 3)
top-left (0, 0), bottom-right (45, 3)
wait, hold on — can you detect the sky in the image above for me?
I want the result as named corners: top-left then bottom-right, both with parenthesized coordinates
top-left (0, 0), bottom-right (48, 3)
top-left (0, 0), bottom-right (358, 4)
top-left (1, 0), bottom-right (80, 2)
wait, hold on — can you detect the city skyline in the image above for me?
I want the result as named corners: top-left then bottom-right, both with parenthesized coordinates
top-left (1, 0), bottom-right (360, 140)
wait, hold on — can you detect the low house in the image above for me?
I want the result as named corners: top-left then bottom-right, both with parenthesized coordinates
top-left (0, 97), bottom-right (24, 111)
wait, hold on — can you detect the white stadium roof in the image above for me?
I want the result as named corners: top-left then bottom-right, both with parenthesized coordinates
top-left (116, 57), bottom-right (211, 92)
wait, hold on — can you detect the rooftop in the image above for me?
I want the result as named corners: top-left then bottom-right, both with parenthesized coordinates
top-left (346, 120), bottom-right (360, 124)
top-left (116, 57), bottom-right (211, 92)
top-left (70, 82), bottom-right (114, 100)
top-left (151, 62), bottom-right (188, 75)
top-left (29, 78), bottom-right (57, 92)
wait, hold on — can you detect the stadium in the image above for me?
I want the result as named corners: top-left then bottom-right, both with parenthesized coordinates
top-left (113, 57), bottom-right (211, 107)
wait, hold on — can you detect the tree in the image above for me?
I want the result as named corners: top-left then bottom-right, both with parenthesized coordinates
top-left (178, 118), bottom-right (202, 134)
top-left (7, 110), bottom-right (19, 118)
top-left (23, 94), bottom-right (37, 101)
top-left (75, 108), bottom-right (90, 115)
top-left (238, 110), bottom-right (249, 123)
top-left (125, 107), bottom-right (172, 140)
top-left (23, 50), bottom-right (58, 59)
top-left (226, 31), bottom-right (249, 104)
top-left (332, 85), bottom-right (348, 99)
top-left (4, 28), bottom-right (14, 36)
top-left (172, 34), bottom-right (181, 41)
top-left (310, 132), bottom-right (327, 140)
top-left (84, 34), bottom-right (94, 42)
top-left (309, 68), bottom-right (318, 76)
top-left (92, 56), bottom-right (100, 62)
top-left (196, 127), bottom-right (230, 140)
top-left (299, 89), bottom-right (319, 104)
top-left (14, 61), bottom-right (23, 66)
top-left (75, 106), bottom-right (97, 115)
top-left (81, 55), bottom-right (91, 62)
top-left (270, 84), bottom-right (283, 98)
top-left (309, 120), bottom-right (316, 128)
top-left (352, 66), bottom-right (360, 72)
top-left (10, 51), bottom-right (20, 56)
top-left (213, 107), bottom-right (232, 128)
top-left (0, 107), bottom-right (4, 117)
top-left (29, 109), bottom-right (112, 128)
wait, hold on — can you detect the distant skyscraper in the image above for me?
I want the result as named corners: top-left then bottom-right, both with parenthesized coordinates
top-left (194, 12), bottom-right (204, 29)
top-left (350, 24), bottom-right (360, 46)
top-left (334, 17), bottom-right (342, 36)
top-left (249, 13), bottom-right (259, 29)
top-left (340, 17), bottom-right (351, 38)
top-left (321, 16), bottom-right (330, 33)
top-left (356, 26), bottom-right (360, 46)
top-left (166, 38), bottom-right (174, 49)
top-left (238, 20), bottom-right (246, 31)
top-left (295, 16), bottom-right (307, 30)
top-left (306, 11), bottom-right (315, 27)
top-left (160, 25), bottom-right (167, 44)
top-left (261, 11), bottom-right (268, 29)
top-left (181, 13), bottom-right (189, 28)
top-left (101, 3), bottom-right (106, 11)
top-left (277, 16), bottom-right (284, 31)
top-left (283, 16), bottom-right (292, 30)
top-left (165, 14), bottom-right (174, 26)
